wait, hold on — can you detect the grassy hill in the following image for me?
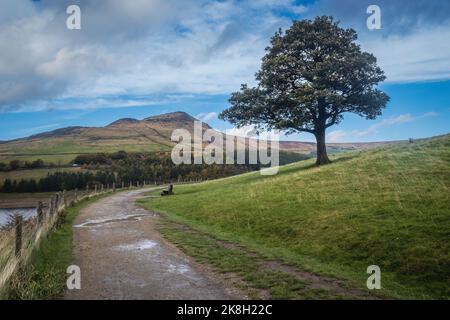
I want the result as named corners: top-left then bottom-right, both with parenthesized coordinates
top-left (0, 111), bottom-right (393, 187)
top-left (0, 112), bottom-right (197, 165)
top-left (0, 111), bottom-right (392, 165)
top-left (139, 134), bottom-right (450, 299)
top-left (0, 112), bottom-right (212, 184)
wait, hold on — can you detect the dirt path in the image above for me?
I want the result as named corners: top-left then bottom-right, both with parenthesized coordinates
top-left (65, 189), bottom-right (241, 300)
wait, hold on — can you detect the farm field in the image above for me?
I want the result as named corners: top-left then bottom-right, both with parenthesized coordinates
top-left (0, 167), bottom-right (90, 185)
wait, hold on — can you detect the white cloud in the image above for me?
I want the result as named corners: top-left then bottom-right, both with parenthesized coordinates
top-left (224, 125), bottom-right (281, 140)
top-left (196, 112), bottom-right (218, 122)
top-left (306, 0), bottom-right (450, 83)
top-left (291, 5), bottom-right (309, 14)
top-left (326, 130), bottom-right (348, 143)
top-left (36, 46), bottom-right (114, 79)
top-left (1, 0), bottom-right (449, 113)
top-left (326, 112), bottom-right (439, 142)
top-left (423, 112), bottom-right (439, 117)
top-left (0, 0), bottom-right (295, 112)
top-left (356, 113), bottom-right (438, 137)
top-left (352, 114), bottom-right (414, 137)
top-left (226, 125), bottom-right (259, 138)
top-left (361, 26), bottom-right (450, 83)
top-left (248, 0), bottom-right (309, 14)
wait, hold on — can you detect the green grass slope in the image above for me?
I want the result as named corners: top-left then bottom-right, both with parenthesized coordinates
top-left (141, 134), bottom-right (450, 299)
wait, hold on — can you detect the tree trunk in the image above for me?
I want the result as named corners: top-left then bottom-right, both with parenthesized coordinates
top-left (315, 129), bottom-right (331, 166)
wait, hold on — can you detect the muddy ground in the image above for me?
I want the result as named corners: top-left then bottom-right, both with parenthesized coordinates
top-left (65, 189), bottom-right (243, 300)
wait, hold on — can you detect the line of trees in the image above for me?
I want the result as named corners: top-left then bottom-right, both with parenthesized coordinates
top-left (112, 151), bottom-right (308, 183)
top-left (1, 150), bottom-right (309, 193)
top-left (72, 151), bottom-right (128, 166)
top-left (1, 171), bottom-right (115, 193)
top-left (110, 151), bottom-right (259, 185)
top-left (0, 164), bottom-right (251, 193)
top-left (0, 159), bottom-right (48, 172)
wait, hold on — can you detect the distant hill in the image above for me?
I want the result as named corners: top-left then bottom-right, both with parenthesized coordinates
top-left (0, 111), bottom-right (398, 164)
top-left (279, 140), bottom-right (397, 154)
top-left (0, 112), bottom-right (203, 163)
top-left (11, 111), bottom-right (209, 146)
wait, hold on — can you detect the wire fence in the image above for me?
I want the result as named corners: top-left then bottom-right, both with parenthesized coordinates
top-left (0, 182), bottom-right (128, 292)
top-left (0, 190), bottom-right (100, 291)
top-left (0, 178), bottom-right (201, 293)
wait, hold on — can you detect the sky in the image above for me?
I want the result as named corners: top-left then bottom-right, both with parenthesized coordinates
top-left (0, 0), bottom-right (449, 142)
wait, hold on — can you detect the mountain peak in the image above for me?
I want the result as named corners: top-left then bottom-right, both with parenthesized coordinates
top-left (5, 111), bottom-right (211, 143)
top-left (107, 118), bottom-right (139, 127)
top-left (144, 111), bottom-right (198, 123)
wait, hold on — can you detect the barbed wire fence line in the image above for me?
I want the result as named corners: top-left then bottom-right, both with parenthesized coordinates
top-left (0, 181), bottom-right (149, 293)
top-left (0, 178), bottom-right (201, 294)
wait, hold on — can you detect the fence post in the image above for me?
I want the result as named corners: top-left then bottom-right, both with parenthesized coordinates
top-left (55, 193), bottom-right (59, 211)
top-left (52, 194), bottom-right (55, 212)
top-left (15, 215), bottom-right (23, 258)
top-left (55, 193), bottom-right (60, 213)
top-left (58, 193), bottom-right (62, 212)
top-left (53, 193), bottom-right (58, 213)
top-left (101, 184), bottom-right (104, 193)
top-left (74, 188), bottom-right (78, 202)
top-left (63, 190), bottom-right (67, 208)
top-left (48, 196), bottom-right (54, 215)
top-left (121, 181), bottom-right (124, 189)
top-left (95, 184), bottom-right (98, 194)
top-left (59, 192), bottom-right (64, 210)
top-left (37, 201), bottom-right (44, 224)
top-left (57, 192), bottom-right (65, 227)
top-left (129, 182), bottom-right (132, 190)
top-left (52, 195), bottom-right (56, 214)
top-left (113, 182), bottom-right (116, 192)
top-left (86, 184), bottom-right (89, 193)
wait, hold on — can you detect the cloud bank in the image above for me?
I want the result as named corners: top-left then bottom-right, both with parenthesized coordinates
top-left (0, 0), bottom-right (449, 113)
top-left (326, 112), bottom-right (439, 142)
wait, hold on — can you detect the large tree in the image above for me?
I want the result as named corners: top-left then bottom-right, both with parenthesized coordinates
top-left (220, 16), bottom-right (389, 165)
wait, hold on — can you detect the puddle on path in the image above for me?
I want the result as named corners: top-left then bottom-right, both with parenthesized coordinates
top-left (116, 239), bottom-right (158, 251)
top-left (168, 263), bottom-right (191, 275)
top-left (74, 214), bottom-right (154, 228)
top-left (113, 240), bottom-right (195, 277)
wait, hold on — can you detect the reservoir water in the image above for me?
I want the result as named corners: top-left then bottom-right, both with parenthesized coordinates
top-left (0, 208), bottom-right (37, 228)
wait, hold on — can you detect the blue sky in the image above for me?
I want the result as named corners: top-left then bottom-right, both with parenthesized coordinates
top-left (0, 0), bottom-right (449, 142)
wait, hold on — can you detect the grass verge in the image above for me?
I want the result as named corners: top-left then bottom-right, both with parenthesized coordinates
top-left (138, 135), bottom-right (450, 300)
top-left (156, 219), bottom-right (374, 299)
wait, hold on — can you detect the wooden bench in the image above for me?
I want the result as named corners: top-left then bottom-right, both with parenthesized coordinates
top-left (161, 184), bottom-right (174, 196)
